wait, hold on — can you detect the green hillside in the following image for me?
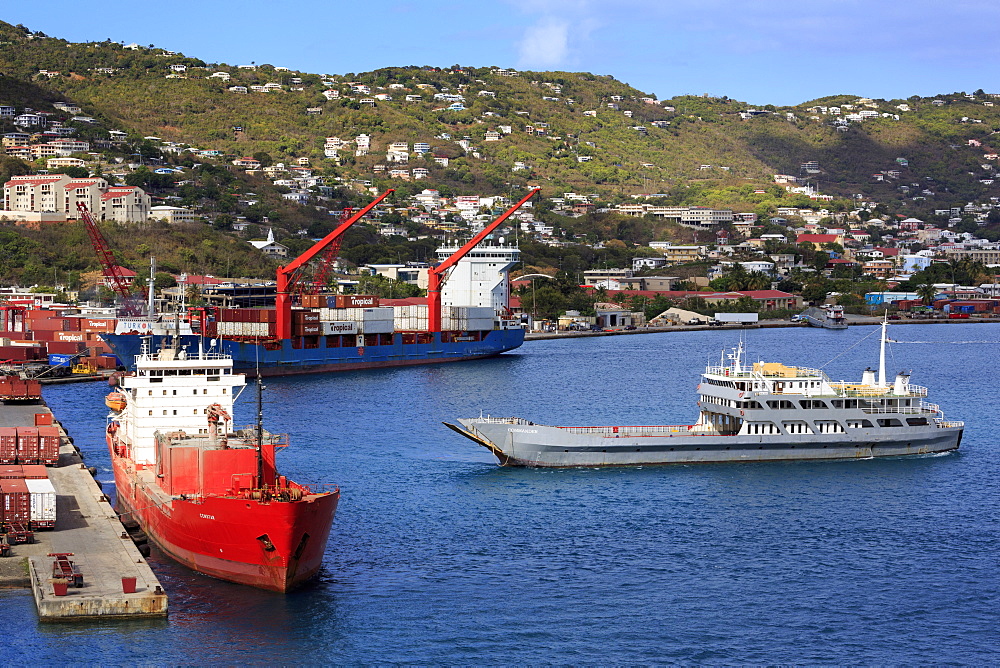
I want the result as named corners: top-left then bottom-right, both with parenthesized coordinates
top-left (2, 20), bottom-right (1000, 287)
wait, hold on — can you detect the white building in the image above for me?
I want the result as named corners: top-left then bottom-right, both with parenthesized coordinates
top-left (150, 205), bottom-right (197, 224)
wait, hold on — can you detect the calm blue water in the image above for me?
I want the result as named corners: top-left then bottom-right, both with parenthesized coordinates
top-left (4, 324), bottom-right (999, 663)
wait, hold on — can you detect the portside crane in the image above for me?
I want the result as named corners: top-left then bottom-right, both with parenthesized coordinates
top-left (426, 188), bottom-right (539, 332)
top-left (275, 189), bottom-right (394, 339)
top-left (77, 202), bottom-right (147, 316)
top-left (301, 207), bottom-right (353, 297)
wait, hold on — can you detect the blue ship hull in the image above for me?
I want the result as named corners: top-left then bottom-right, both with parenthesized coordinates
top-left (102, 329), bottom-right (525, 376)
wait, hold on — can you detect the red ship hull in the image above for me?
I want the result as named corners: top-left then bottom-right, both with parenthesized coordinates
top-left (108, 435), bottom-right (339, 592)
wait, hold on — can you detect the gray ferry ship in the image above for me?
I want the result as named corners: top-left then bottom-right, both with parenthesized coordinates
top-left (445, 323), bottom-right (963, 467)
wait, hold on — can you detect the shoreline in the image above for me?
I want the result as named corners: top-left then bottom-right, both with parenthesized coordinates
top-left (524, 316), bottom-right (998, 341)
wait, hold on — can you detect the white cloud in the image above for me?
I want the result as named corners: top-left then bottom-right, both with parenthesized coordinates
top-left (517, 17), bottom-right (571, 68)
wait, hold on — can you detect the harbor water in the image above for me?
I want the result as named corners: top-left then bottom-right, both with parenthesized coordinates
top-left (3, 323), bottom-right (998, 663)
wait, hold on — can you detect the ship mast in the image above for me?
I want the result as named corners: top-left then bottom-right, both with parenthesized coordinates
top-left (256, 376), bottom-right (264, 489)
top-left (877, 312), bottom-right (888, 387)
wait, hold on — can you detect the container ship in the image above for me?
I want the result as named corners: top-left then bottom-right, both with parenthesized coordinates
top-left (101, 189), bottom-right (538, 375)
top-left (446, 319), bottom-right (964, 467)
top-left (104, 344), bottom-right (339, 591)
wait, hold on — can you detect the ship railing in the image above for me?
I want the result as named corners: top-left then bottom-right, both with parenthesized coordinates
top-left (232, 427), bottom-right (289, 447)
top-left (298, 482), bottom-right (340, 495)
top-left (704, 365), bottom-right (753, 378)
top-left (860, 406), bottom-right (938, 416)
top-left (830, 383), bottom-right (929, 398)
top-left (935, 420), bottom-right (965, 428)
top-left (559, 424), bottom-right (699, 437)
top-left (474, 416), bottom-right (535, 425)
top-left (135, 351), bottom-right (233, 363)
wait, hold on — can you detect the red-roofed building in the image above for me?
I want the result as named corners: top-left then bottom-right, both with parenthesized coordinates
top-left (796, 233), bottom-right (844, 248)
top-left (102, 266), bottom-right (137, 289)
top-left (2, 174), bottom-right (150, 223)
top-left (100, 186), bottom-right (151, 222)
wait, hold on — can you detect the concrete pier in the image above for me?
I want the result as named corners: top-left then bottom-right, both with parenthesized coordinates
top-left (0, 403), bottom-right (167, 621)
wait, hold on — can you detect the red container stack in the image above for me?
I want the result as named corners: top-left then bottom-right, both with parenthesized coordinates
top-left (37, 425), bottom-right (60, 465)
top-left (0, 428), bottom-right (16, 465)
top-left (0, 478), bottom-right (31, 524)
top-left (16, 426), bottom-right (39, 464)
top-left (20, 464), bottom-right (49, 479)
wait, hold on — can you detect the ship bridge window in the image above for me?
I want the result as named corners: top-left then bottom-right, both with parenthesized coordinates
top-left (832, 399), bottom-right (859, 409)
top-left (876, 418), bottom-right (903, 428)
top-left (799, 400), bottom-right (829, 410)
top-left (906, 417), bottom-right (929, 426)
top-left (766, 400), bottom-right (796, 410)
top-left (164, 370), bottom-right (177, 376)
top-left (178, 369), bottom-right (191, 376)
top-left (737, 401), bottom-right (763, 410)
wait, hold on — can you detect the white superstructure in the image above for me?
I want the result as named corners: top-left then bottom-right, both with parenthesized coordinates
top-left (436, 243), bottom-right (519, 313)
top-left (115, 347), bottom-right (245, 465)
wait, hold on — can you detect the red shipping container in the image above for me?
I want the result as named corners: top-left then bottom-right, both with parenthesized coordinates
top-left (55, 332), bottom-right (85, 343)
top-left (334, 295), bottom-right (380, 308)
top-left (16, 426), bottom-right (39, 464)
top-left (19, 464), bottom-right (48, 479)
top-left (82, 318), bottom-right (115, 332)
top-left (34, 413), bottom-right (52, 426)
top-left (294, 323), bottom-right (321, 336)
top-left (0, 478), bottom-right (31, 524)
top-left (0, 465), bottom-right (23, 478)
top-left (29, 330), bottom-right (56, 342)
top-left (0, 346), bottom-right (29, 361)
top-left (0, 428), bottom-right (15, 465)
top-left (292, 310), bottom-right (320, 323)
top-left (62, 318), bottom-right (81, 332)
top-left (37, 425), bottom-right (60, 465)
top-left (46, 341), bottom-right (85, 355)
top-left (27, 319), bottom-right (63, 331)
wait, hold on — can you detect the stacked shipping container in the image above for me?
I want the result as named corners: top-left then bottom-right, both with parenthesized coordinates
top-left (0, 466), bottom-right (56, 529)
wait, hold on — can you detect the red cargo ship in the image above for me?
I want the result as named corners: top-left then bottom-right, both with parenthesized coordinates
top-left (104, 345), bottom-right (338, 592)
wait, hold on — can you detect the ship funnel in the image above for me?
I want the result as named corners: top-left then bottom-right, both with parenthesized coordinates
top-left (862, 367), bottom-right (875, 385)
top-left (893, 372), bottom-right (910, 395)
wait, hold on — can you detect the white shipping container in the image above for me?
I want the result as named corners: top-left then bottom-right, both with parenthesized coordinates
top-left (322, 321), bottom-right (358, 336)
top-left (466, 318), bottom-right (496, 330)
top-left (25, 478), bottom-right (56, 528)
top-left (360, 320), bottom-right (394, 334)
top-left (466, 307), bottom-right (496, 319)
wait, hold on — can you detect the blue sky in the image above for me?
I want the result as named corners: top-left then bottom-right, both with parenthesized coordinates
top-left (5, 1), bottom-right (1000, 106)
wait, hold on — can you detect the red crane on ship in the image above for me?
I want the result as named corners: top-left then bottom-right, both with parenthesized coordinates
top-left (77, 202), bottom-right (147, 316)
top-left (300, 207), bottom-right (353, 297)
top-left (275, 190), bottom-right (394, 340)
top-left (426, 188), bottom-right (539, 332)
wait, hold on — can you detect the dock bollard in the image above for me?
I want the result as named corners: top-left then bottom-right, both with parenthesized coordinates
top-left (121, 576), bottom-right (137, 594)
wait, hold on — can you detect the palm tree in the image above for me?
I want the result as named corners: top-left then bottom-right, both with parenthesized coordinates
top-left (917, 283), bottom-right (937, 305)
